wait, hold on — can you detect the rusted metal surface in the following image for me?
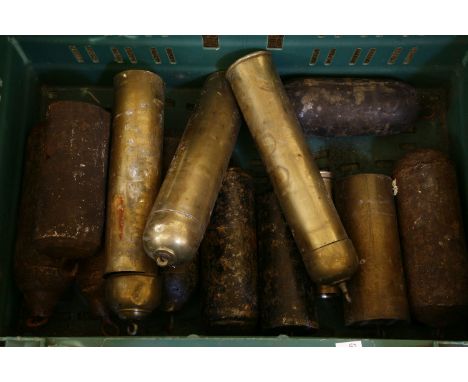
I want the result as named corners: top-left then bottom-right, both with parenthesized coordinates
top-left (105, 70), bottom-right (164, 322)
top-left (285, 78), bottom-right (419, 137)
top-left (15, 125), bottom-right (78, 328)
top-left (394, 149), bottom-right (468, 327)
top-left (77, 249), bottom-right (119, 335)
top-left (335, 174), bottom-right (410, 326)
top-left (144, 72), bottom-right (241, 267)
top-left (32, 100), bottom-right (110, 259)
top-left (226, 51), bottom-right (359, 288)
top-left (201, 168), bottom-right (258, 334)
top-left (257, 192), bottom-right (318, 335)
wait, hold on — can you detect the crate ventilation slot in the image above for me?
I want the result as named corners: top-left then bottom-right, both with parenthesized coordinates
top-left (85, 46), bottom-right (99, 64)
top-left (267, 35), bottom-right (284, 50)
top-left (403, 47), bottom-right (417, 65)
top-left (166, 48), bottom-right (177, 64)
top-left (150, 48), bottom-right (162, 64)
top-left (125, 47), bottom-right (137, 64)
top-left (111, 47), bottom-right (124, 63)
top-left (349, 48), bottom-right (362, 65)
top-left (324, 48), bottom-right (336, 65)
top-left (309, 48), bottom-right (320, 65)
top-left (68, 45), bottom-right (84, 63)
top-left (387, 47), bottom-right (402, 65)
top-left (202, 35), bottom-right (219, 49)
top-left (363, 48), bottom-right (377, 65)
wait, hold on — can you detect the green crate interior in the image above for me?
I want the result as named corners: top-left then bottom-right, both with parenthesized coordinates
top-left (1, 36), bottom-right (468, 346)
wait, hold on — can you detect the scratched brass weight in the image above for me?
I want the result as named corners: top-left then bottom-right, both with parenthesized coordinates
top-left (317, 171), bottom-right (342, 299)
top-left (335, 174), bottom-right (410, 326)
top-left (104, 70), bottom-right (164, 329)
top-left (143, 72), bottom-right (241, 267)
top-left (226, 51), bottom-right (359, 291)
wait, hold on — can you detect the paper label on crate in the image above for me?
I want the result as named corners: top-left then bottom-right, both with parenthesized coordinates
top-left (335, 341), bottom-right (363, 347)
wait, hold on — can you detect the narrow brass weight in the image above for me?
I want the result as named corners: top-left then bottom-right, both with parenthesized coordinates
top-left (226, 51), bottom-right (359, 288)
top-left (317, 171), bottom-right (342, 299)
top-left (105, 70), bottom-right (164, 324)
top-left (335, 174), bottom-right (410, 326)
top-left (143, 72), bottom-right (241, 267)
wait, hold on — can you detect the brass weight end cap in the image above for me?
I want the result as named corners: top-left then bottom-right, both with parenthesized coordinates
top-left (105, 273), bottom-right (161, 321)
top-left (143, 209), bottom-right (203, 267)
top-left (304, 238), bottom-right (359, 285)
top-left (225, 51), bottom-right (272, 82)
top-left (114, 69), bottom-right (165, 102)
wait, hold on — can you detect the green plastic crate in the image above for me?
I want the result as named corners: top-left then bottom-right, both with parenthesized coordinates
top-left (1, 35), bottom-right (468, 347)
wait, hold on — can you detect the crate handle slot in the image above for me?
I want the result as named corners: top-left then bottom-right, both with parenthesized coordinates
top-left (403, 47), bottom-right (417, 65)
top-left (363, 48), bottom-right (376, 65)
top-left (309, 48), bottom-right (320, 65)
top-left (387, 47), bottom-right (402, 65)
top-left (349, 48), bottom-right (362, 65)
top-left (68, 45), bottom-right (84, 63)
top-left (111, 47), bottom-right (124, 64)
top-left (202, 35), bottom-right (219, 49)
top-left (85, 46), bottom-right (99, 64)
top-left (324, 48), bottom-right (336, 66)
top-left (267, 35), bottom-right (284, 50)
top-left (125, 47), bottom-right (138, 64)
top-left (166, 48), bottom-right (177, 64)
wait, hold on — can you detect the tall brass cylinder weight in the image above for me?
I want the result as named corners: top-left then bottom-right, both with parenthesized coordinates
top-left (335, 174), bottom-right (410, 326)
top-left (394, 149), bottom-right (468, 327)
top-left (159, 135), bottom-right (199, 313)
top-left (143, 72), bottom-right (241, 267)
top-left (105, 70), bottom-right (164, 322)
top-left (226, 52), bottom-right (359, 288)
top-left (317, 171), bottom-right (341, 299)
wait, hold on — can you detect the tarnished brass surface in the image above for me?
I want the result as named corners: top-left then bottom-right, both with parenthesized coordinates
top-left (226, 51), bottom-right (358, 286)
top-left (335, 174), bottom-right (410, 326)
top-left (105, 70), bottom-right (164, 320)
top-left (105, 274), bottom-right (161, 321)
top-left (143, 72), bottom-right (241, 267)
top-left (317, 171), bottom-right (341, 298)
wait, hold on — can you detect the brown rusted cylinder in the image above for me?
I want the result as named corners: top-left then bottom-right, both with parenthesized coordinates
top-left (284, 78), bottom-right (419, 137)
top-left (394, 149), bottom-right (468, 327)
top-left (226, 51), bottom-right (359, 290)
top-left (335, 174), bottom-right (410, 326)
top-left (257, 192), bottom-right (318, 335)
top-left (32, 100), bottom-right (110, 259)
top-left (77, 249), bottom-right (119, 335)
top-left (105, 70), bottom-right (164, 323)
top-left (159, 135), bottom-right (199, 312)
top-left (143, 72), bottom-right (241, 268)
top-left (15, 125), bottom-right (77, 328)
top-left (201, 168), bottom-right (258, 334)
